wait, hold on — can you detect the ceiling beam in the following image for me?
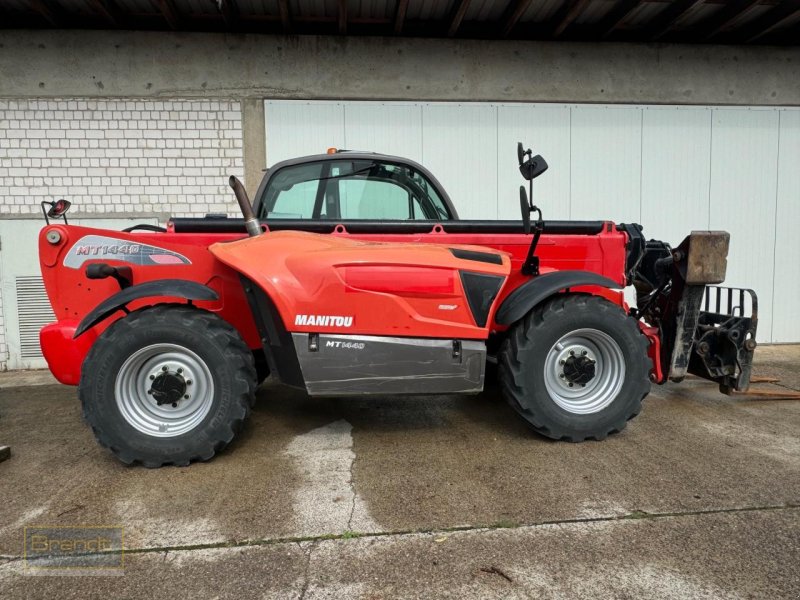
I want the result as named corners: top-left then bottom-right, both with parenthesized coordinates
top-left (740, 1), bottom-right (800, 43)
top-left (700, 0), bottom-right (760, 40)
top-left (155, 0), bottom-right (181, 30)
top-left (500, 0), bottom-right (533, 38)
top-left (774, 23), bottom-right (800, 44)
top-left (29, 0), bottom-right (62, 27)
top-left (217, 0), bottom-right (239, 29)
top-left (447, 0), bottom-right (472, 37)
top-left (277, 0), bottom-right (292, 33)
top-left (394, 0), bottom-right (409, 34)
top-left (646, 0), bottom-right (705, 41)
top-left (594, 0), bottom-right (641, 39)
top-left (338, 0), bottom-right (347, 34)
top-left (550, 0), bottom-right (592, 38)
top-left (88, 0), bottom-right (122, 27)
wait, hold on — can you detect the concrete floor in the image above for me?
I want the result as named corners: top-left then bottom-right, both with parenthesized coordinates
top-left (1, 346), bottom-right (798, 598)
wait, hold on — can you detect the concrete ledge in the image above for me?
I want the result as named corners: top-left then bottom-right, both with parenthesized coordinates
top-left (1, 31), bottom-right (799, 106)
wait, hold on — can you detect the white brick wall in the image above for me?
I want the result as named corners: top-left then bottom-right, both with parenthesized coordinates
top-left (0, 98), bottom-right (245, 371)
top-left (0, 99), bottom-right (244, 216)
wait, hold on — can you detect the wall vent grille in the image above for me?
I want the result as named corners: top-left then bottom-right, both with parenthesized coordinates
top-left (15, 276), bottom-right (54, 360)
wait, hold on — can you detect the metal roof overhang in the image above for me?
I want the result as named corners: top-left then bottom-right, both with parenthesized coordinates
top-left (1, 1), bottom-right (798, 46)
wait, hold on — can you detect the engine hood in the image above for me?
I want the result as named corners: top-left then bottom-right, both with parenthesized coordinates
top-left (210, 230), bottom-right (510, 339)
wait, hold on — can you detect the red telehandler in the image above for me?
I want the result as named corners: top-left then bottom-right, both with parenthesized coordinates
top-left (37, 143), bottom-right (757, 467)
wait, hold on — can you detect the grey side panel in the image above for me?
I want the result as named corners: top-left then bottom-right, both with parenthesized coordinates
top-left (292, 334), bottom-right (485, 396)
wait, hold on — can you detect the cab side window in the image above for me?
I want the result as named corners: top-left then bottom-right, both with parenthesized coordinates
top-left (338, 177), bottom-right (413, 219)
top-left (264, 162), bottom-right (325, 219)
top-left (261, 159), bottom-right (450, 221)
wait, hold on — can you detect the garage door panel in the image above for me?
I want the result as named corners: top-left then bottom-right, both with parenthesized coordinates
top-left (570, 106), bottom-right (642, 223)
top-left (772, 110), bottom-right (800, 343)
top-left (709, 109), bottom-right (779, 342)
top-left (641, 107), bottom-right (712, 246)
top-left (422, 104), bottom-right (498, 219)
top-left (343, 103), bottom-right (423, 162)
top-left (265, 101), bottom-right (345, 164)
top-left (497, 105), bottom-right (571, 220)
top-left (263, 100), bottom-right (796, 343)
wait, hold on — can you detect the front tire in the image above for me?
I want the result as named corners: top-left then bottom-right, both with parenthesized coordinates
top-left (499, 295), bottom-right (651, 441)
top-left (79, 305), bottom-right (256, 467)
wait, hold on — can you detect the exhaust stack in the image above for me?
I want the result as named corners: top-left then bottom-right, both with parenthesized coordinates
top-left (228, 176), bottom-right (262, 237)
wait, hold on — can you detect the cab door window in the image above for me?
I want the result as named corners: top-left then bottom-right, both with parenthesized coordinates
top-left (261, 159), bottom-right (450, 220)
top-left (264, 162), bottom-right (326, 219)
top-left (335, 164), bottom-right (420, 220)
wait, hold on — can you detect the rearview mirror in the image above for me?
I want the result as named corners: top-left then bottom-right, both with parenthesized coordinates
top-left (517, 142), bottom-right (525, 165)
top-left (47, 199), bottom-right (71, 218)
top-left (519, 154), bottom-right (548, 181)
top-left (41, 198), bottom-right (72, 225)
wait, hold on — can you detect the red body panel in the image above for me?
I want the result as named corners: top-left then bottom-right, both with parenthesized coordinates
top-left (39, 320), bottom-right (96, 385)
top-left (640, 324), bottom-right (663, 383)
top-left (38, 222), bottom-right (631, 384)
top-left (209, 230), bottom-right (510, 340)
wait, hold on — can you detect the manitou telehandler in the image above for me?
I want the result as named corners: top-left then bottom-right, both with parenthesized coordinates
top-left (38, 143), bottom-right (757, 467)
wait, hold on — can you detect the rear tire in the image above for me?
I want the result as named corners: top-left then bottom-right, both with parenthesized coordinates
top-left (79, 305), bottom-right (256, 467)
top-left (499, 295), bottom-right (650, 441)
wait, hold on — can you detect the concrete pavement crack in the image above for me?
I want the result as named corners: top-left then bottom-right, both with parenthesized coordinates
top-left (297, 541), bottom-right (315, 600)
top-left (346, 450), bottom-right (357, 532)
top-left (4, 502), bottom-right (797, 561)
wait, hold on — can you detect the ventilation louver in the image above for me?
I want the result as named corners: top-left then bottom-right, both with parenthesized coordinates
top-left (15, 276), bottom-right (55, 360)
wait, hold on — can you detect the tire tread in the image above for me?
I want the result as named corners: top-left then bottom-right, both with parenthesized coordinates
top-left (79, 304), bottom-right (256, 467)
top-left (498, 294), bottom-right (651, 441)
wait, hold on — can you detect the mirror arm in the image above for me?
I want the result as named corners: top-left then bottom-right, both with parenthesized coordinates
top-left (529, 177), bottom-right (534, 211)
top-left (522, 183), bottom-right (544, 276)
top-left (41, 201), bottom-right (51, 225)
top-left (517, 141), bottom-right (546, 275)
top-left (522, 220), bottom-right (543, 276)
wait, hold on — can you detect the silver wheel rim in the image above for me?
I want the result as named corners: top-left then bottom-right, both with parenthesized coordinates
top-left (543, 328), bottom-right (626, 415)
top-left (115, 343), bottom-right (215, 438)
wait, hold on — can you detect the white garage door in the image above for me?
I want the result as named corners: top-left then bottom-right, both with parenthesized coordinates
top-left (265, 100), bottom-right (800, 344)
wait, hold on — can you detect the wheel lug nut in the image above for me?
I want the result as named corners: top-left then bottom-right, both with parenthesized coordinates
top-left (184, 394), bottom-right (189, 399)
top-left (177, 368), bottom-right (183, 374)
top-left (171, 402), bottom-right (177, 408)
top-left (581, 350), bottom-right (587, 356)
top-left (559, 373), bottom-right (565, 378)
top-left (149, 374), bottom-right (155, 380)
top-left (569, 350), bottom-right (575, 356)
top-left (560, 360), bottom-right (565, 365)
top-left (568, 383), bottom-right (574, 387)
top-left (147, 390), bottom-right (153, 395)
top-left (162, 366), bottom-right (168, 372)
top-left (186, 380), bottom-right (192, 385)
